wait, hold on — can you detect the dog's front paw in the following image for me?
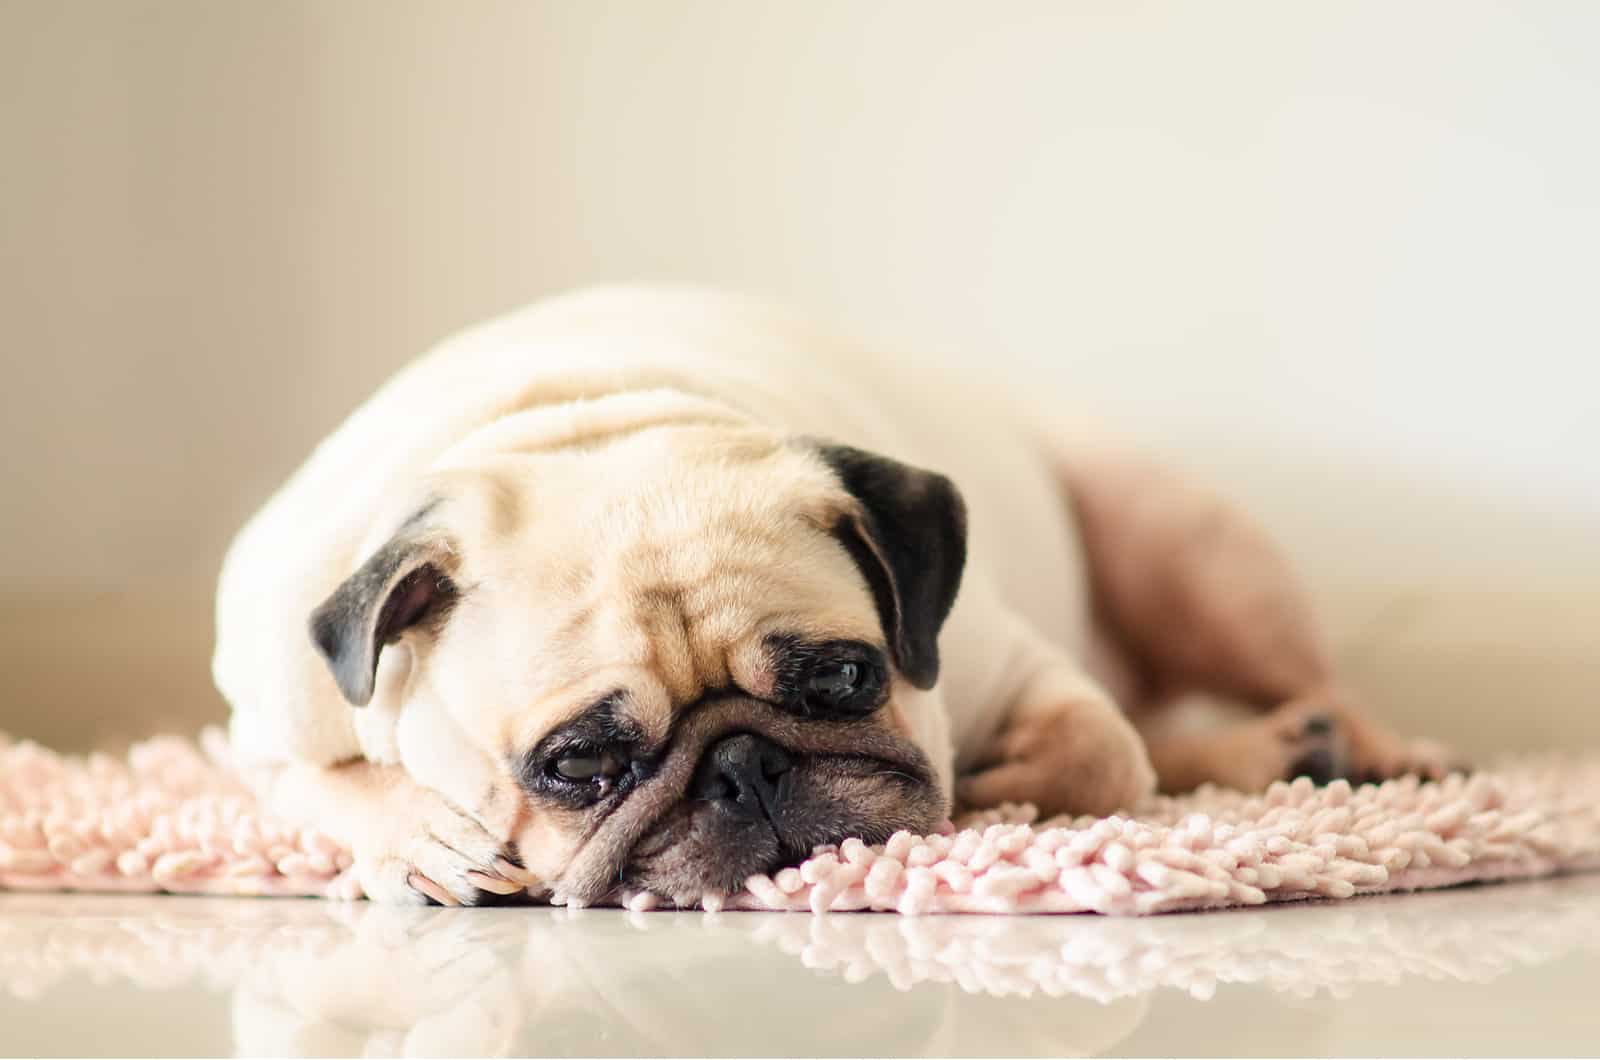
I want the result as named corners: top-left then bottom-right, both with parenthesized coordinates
top-left (350, 787), bottom-right (533, 906)
top-left (956, 698), bottom-right (1157, 819)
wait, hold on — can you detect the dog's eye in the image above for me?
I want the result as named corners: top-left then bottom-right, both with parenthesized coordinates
top-left (551, 752), bottom-right (621, 784)
top-left (804, 661), bottom-right (863, 711)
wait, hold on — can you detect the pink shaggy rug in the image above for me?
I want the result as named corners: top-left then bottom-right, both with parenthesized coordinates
top-left (2, 729), bottom-right (1597, 915)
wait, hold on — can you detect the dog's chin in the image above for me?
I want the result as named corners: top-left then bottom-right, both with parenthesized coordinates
top-left (620, 756), bottom-right (944, 908)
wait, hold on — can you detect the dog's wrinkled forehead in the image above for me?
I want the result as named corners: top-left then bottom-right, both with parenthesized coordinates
top-left (310, 420), bottom-right (964, 766)
top-left (427, 429), bottom-right (888, 747)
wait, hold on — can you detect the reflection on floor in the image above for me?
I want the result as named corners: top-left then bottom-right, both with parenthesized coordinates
top-left (2, 875), bottom-right (1599, 1057)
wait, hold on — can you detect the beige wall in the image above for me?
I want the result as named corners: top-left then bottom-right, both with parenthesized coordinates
top-left (3, 1), bottom-right (1596, 753)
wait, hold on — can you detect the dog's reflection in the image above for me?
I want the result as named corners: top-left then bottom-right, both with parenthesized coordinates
top-left (224, 879), bottom-right (1600, 1057)
top-left (231, 904), bottom-right (525, 1057)
top-left (2, 879), bottom-right (1598, 1056)
top-left (225, 904), bottom-right (986, 1057)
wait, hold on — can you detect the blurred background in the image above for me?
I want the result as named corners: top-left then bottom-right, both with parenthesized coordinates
top-left (2, 0), bottom-right (1595, 756)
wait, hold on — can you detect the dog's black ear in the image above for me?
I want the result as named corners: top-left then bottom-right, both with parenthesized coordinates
top-left (813, 443), bottom-right (967, 689)
top-left (308, 521), bottom-right (458, 707)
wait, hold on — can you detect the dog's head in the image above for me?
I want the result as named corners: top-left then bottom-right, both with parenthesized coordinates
top-left (307, 416), bottom-right (965, 906)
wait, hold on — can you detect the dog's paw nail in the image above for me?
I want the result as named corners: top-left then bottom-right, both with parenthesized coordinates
top-left (465, 870), bottom-right (525, 895)
top-left (494, 857), bottom-right (539, 886)
top-left (408, 873), bottom-right (461, 906)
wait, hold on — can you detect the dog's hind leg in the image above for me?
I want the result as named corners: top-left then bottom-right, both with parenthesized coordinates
top-left (1046, 433), bottom-right (1459, 792)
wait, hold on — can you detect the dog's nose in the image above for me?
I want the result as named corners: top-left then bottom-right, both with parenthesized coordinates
top-left (692, 733), bottom-right (792, 820)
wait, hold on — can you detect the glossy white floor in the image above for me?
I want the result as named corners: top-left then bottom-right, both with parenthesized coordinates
top-left (2, 875), bottom-right (1598, 1057)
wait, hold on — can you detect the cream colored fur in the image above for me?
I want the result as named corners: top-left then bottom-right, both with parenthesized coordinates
top-left (214, 286), bottom-right (1443, 905)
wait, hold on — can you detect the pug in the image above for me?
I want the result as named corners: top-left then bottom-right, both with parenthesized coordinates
top-left (214, 287), bottom-right (1455, 906)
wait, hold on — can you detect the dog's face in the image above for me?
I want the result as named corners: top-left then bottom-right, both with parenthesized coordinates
top-left (308, 423), bottom-right (965, 906)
